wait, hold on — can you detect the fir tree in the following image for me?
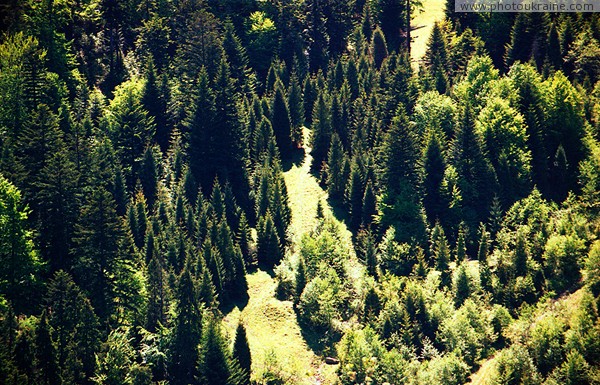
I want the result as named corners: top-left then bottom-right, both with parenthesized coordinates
top-left (372, 28), bottom-right (388, 69)
top-left (142, 59), bottom-right (170, 152)
top-left (35, 311), bottom-right (60, 385)
top-left (513, 230), bottom-right (528, 277)
top-left (232, 322), bottom-right (251, 384)
top-left (295, 257), bottom-right (307, 299)
top-left (303, 77), bottom-right (317, 125)
top-left (169, 266), bottom-right (202, 385)
top-left (198, 315), bottom-right (244, 385)
top-left (271, 81), bottom-right (293, 158)
top-left (288, 73), bottom-right (304, 145)
top-left (454, 264), bottom-right (471, 307)
top-left (46, 271), bottom-right (100, 383)
top-left (306, 0), bottom-right (329, 72)
top-left (310, 93), bottom-right (332, 171)
top-left (348, 165), bottom-right (364, 231)
top-left (546, 23), bottom-right (562, 71)
top-left (422, 131), bottom-right (447, 225)
top-left (256, 212), bottom-right (283, 269)
top-left (450, 106), bottom-right (497, 233)
top-left (379, 109), bottom-right (426, 243)
top-left (146, 254), bottom-right (167, 332)
top-left (505, 13), bottom-right (532, 69)
top-left (326, 133), bottom-right (346, 199)
top-left (140, 146), bottom-right (158, 208)
top-left (433, 223), bottom-right (451, 288)
top-left (477, 224), bottom-right (489, 264)
top-left (362, 180), bottom-right (377, 228)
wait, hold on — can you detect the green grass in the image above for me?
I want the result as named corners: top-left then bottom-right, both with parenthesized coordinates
top-left (411, 0), bottom-right (447, 65)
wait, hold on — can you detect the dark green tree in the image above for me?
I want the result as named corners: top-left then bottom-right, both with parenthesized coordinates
top-left (34, 311), bottom-right (60, 385)
top-left (256, 212), bottom-right (282, 269)
top-left (198, 315), bottom-right (243, 385)
top-left (422, 131), bottom-right (447, 225)
top-left (271, 81), bottom-right (293, 158)
top-left (306, 0), bottom-right (329, 72)
top-left (169, 266), bottom-right (202, 385)
top-left (146, 254), bottom-right (167, 332)
top-left (288, 73), bottom-right (304, 145)
top-left (379, 109), bottom-right (426, 244)
top-left (232, 322), bottom-right (251, 384)
top-left (310, 93), bottom-right (332, 170)
top-left (142, 60), bottom-right (170, 152)
top-left (140, 147), bottom-right (158, 208)
top-left (326, 133), bottom-right (346, 199)
top-left (362, 180), bottom-right (377, 228)
top-left (296, 257), bottom-right (307, 299)
top-left (372, 28), bottom-right (388, 69)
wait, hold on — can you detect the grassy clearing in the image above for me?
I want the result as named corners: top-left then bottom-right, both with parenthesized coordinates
top-left (222, 127), bottom-right (343, 384)
top-left (411, 0), bottom-right (447, 65)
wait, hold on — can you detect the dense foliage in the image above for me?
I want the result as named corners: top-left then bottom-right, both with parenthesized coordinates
top-left (2, 0), bottom-right (600, 384)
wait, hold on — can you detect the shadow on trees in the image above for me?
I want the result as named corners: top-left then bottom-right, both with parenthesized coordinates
top-left (281, 147), bottom-right (305, 172)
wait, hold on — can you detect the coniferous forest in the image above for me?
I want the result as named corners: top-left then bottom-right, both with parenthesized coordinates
top-left (3, 0), bottom-right (600, 384)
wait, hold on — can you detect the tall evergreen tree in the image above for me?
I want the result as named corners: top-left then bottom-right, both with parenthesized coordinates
top-left (34, 311), bottom-right (60, 385)
top-left (362, 180), bottom-right (377, 228)
top-left (232, 322), bottom-right (251, 385)
top-left (72, 183), bottom-right (134, 323)
top-left (306, 0), bottom-right (329, 73)
top-left (348, 164), bottom-right (364, 231)
top-left (303, 77), bottom-right (317, 126)
top-left (169, 266), bottom-right (202, 385)
top-left (450, 106), bottom-right (497, 233)
top-left (310, 93), bottom-right (332, 170)
top-left (256, 212), bottom-right (282, 269)
top-left (271, 81), bottom-right (294, 158)
top-left (46, 271), bottom-right (100, 384)
top-left (146, 254), bottom-right (168, 332)
top-left (142, 59), bottom-right (170, 152)
top-left (326, 133), bottom-right (346, 199)
top-left (379, 109), bottom-right (426, 243)
top-left (140, 146), bottom-right (158, 208)
top-left (198, 315), bottom-right (243, 385)
top-left (372, 28), bottom-right (388, 69)
top-left (422, 131), bottom-right (447, 225)
top-left (288, 73), bottom-right (304, 145)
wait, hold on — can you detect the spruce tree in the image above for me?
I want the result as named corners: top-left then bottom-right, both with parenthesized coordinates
top-left (450, 106), bottom-right (497, 233)
top-left (146, 254), bottom-right (167, 332)
top-left (142, 59), bottom-right (169, 152)
top-left (456, 224), bottom-right (467, 261)
top-left (379, 108), bottom-right (426, 243)
top-left (505, 13), bottom-right (532, 69)
top-left (295, 257), bottom-right (307, 299)
top-left (477, 224), bottom-right (489, 264)
top-left (46, 271), bottom-right (100, 383)
top-left (0, 175), bottom-right (41, 313)
top-left (326, 133), bottom-right (346, 199)
top-left (513, 230), bottom-right (528, 277)
top-left (170, 266), bottom-right (202, 385)
top-left (232, 322), bottom-right (251, 384)
top-left (546, 23), bottom-right (562, 71)
top-left (271, 81), bottom-right (293, 158)
top-left (372, 28), bottom-right (388, 69)
top-left (362, 180), bottom-right (377, 228)
top-left (303, 77), bottom-right (317, 125)
top-left (222, 20), bottom-right (253, 95)
top-left (348, 165), bottom-right (364, 231)
top-left (140, 146), bottom-right (158, 208)
top-left (188, 68), bottom-right (215, 192)
top-left (198, 315), bottom-right (245, 385)
top-left (35, 311), bottom-right (60, 385)
top-left (310, 93), bottom-right (332, 170)
top-left (256, 212), bottom-right (282, 269)
top-left (288, 73), bottom-right (304, 145)
top-left (454, 264), bottom-right (471, 307)
top-left (306, 0), bottom-right (329, 73)
top-left (433, 223), bottom-right (451, 288)
top-left (422, 131), bottom-right (447, 225)
top-left (34, 150), bottom-right (79, 274)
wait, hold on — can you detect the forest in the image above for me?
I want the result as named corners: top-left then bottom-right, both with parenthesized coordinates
top-left (1, 0), bottom-right (600, 384)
